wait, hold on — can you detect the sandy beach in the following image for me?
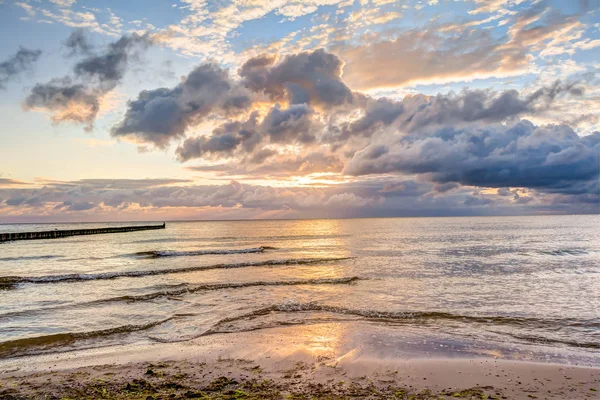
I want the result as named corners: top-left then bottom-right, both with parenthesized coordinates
top-left (1, 322), bottom-right (598, 399)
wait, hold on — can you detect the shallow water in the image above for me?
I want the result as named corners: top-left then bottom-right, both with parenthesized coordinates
top-left (0, 216), bottom-right (599, 364)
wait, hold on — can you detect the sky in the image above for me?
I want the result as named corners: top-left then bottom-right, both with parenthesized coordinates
top-left (0, 0), bottom-right (598, 222)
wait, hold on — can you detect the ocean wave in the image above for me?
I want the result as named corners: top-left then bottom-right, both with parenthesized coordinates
top-left (538, 248), bottom-right (589, 256)
top-left (0, 255), bottom-right (64, 262)
top-left (3, 297), bottom-right (598, 358)
top-left (132, 246), bottom-right (276, 258)
top-left (202, 302), bottom-right (600, 337)
top-left (494, 332), bottom-right (600, 350)
top-left (93, 276), bottom-right (361, 303)
top-left (0, 257), bottom-right (353, 289)
top-left (211, 235), bottom-right (351, 241)
top-left (131, 234), bottom-right (351, 244)
top-left (0, 277), bottom-right (363, 319)
top-left (0, 317), bottom-right (174, 358)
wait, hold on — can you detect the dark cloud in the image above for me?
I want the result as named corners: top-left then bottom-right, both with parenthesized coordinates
top-left (63, 29), bottom-right (94, 57)
top-left (324, 81), bottom-right (583, 147)
top-left (176, 112), bottom-right (261, 161)
top-left (116, 49), bottom-right (354, 150)
top-left (404, 81), bottom-right (582, 130)
top-left (238, 54), bottom-right (277, 93)
top-left (345, 120), bottom-right (600, 199)
top-left (0, 47), bottom-right (42, 90)
top-left (23, 31), bottom-right (153, 129)
top-left (113, 63), bottom-right (251, 148)
top-left (262, 103), bottom-right (315, 143)
top-left (239, 49), bottom-right (354, 107)
top-left (433, 182), bottom-right (461, 193)
top-left (464, 195), bottom-right (493, 206)
top-left (73, 32), bottom-right (152, 88)
top-left (24, 77), bottom-right (100, 129)
top-left (323, 97), bottom-right (403, 148)
top-left (178, 133), bottom-right (242, 161)
top-left (62, 201), bottom-right (97, 211)
top-left (118, 48), bottom-right (582, 156)
top-left (175, 102), bottom-right (317, 162)
top-left (250, 148), bottom-right (278, 164)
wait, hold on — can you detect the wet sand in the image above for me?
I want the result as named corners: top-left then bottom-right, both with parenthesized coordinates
top-left (1, 323), bottom-right (598, 399)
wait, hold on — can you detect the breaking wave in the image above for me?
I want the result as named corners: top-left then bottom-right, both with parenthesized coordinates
top-left (538, 248), bottom-right (589, 256)
top-left (0, 255), bottom-right (64, 262)
top-left (3, 298), bottom-right (598, 358)
top-left (0, 277), bottom-right (363, 319)
top-left (0, 317), bottom-right (175, 358)
top-left (131, 234), bottom-right (351, 244)
top-left (202, 302), bottom-right (600, 339)
top-left (132, 246), bottom-right (276, 258)
top-left (0, 257), bottom-right (353, 289)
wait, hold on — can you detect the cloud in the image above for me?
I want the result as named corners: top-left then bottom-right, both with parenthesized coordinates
top-left (14, 2), bottom-right (36, 17)
top-left (112, 62), bottom-right (251, 148)
top-left (73, 32), bottom-right (151, 87)
top-left (63, 29), bottom-right (94, 56)
top-left (24, 77), bottom-right (100, 127)
top-left (116, 48), bottom-right (362, 153)
top-left (176, 112), bottom-right (261, 161)
top-left (23, 31), bottom-right (153, 129)
top-left (37, 7), bottom-right (123, 37)
top-left (36, 178), bottom-right (193, 189)
top-left (49, 0), bottom-right (77, 7)
top-left (61, 201), bottom-right (96, 211)
top-left (0, 47), bottom-right (42, 90)
top-left (186, 152), bottom-right (344, 178)
top-left (0, 178), bottom-right (31, 186)
top-left (334, 5), bottom-right (585, 89)
top-left (345, 120), bottom-right (600, 198)
top-left (2, 174), bottom-right (597, 221)
top-left (175, 102), bottom-right (320, 161)
top-left (0, 179), bottom-right (383, 217)
top-left (468, 0), bottom-right (525, 15)
top-left (432, 182), bottom-right (461, 193)
top-left (399, 81), bottom-right (583, 131)
top-left (239, 49), bottom-right (354, 107)
top-left (324, 81), bottom-right (584, 147)
top-left (334, 28), bottom-right (524, 89)
top-left (262, 103), bottom-right (316, 143)
top-left (116, 42), bottom-right (586, 180)
top-left (114, 48), bottom-right (353, 150)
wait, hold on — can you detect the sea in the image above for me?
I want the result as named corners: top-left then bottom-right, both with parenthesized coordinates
top-left (0, 216), bottom-right (598, 365)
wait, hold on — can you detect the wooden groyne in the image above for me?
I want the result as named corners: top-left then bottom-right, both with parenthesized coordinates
top-left (0, 223), bottom-right (166, 242)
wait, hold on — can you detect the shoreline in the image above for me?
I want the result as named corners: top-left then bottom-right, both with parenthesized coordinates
top-left (1, 323), bottom-right (598, 399)
top-left (2, 357), bottom-right (598, 399)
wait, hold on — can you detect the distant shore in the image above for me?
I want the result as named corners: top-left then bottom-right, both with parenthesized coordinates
top-left (1, 324), bottom-right (597, 399)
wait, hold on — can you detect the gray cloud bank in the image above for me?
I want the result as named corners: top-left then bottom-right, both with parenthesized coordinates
top-left (345, 121), bottom-right (599, 204)
top-left (1, 176), bottom-right (597, 221)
